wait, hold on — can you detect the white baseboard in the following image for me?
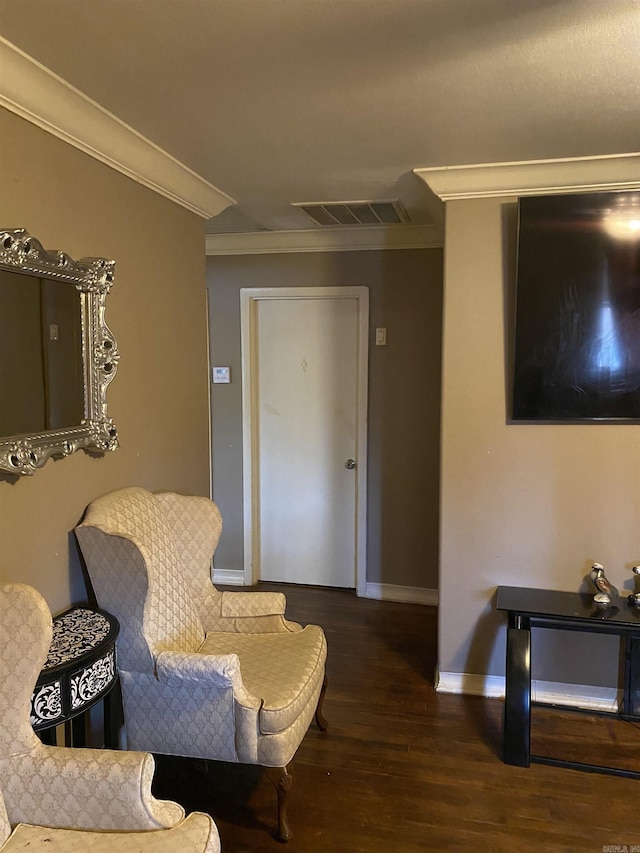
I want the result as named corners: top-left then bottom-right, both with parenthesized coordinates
top-left (211, 573), bottom-right (439, 605)
top-left (364, 583), bottom-right (438, 606)
top-left (212, 568), bottom-right (246, 586)
top-left (436, 670), bottom-right (621, 713)
top-left (436, 672), bottom-right (506, 699)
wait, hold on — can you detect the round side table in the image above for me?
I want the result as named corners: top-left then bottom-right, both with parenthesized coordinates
top-left (31, 606), bottom-right (120, 747)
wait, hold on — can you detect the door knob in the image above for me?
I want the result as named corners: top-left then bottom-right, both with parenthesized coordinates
top-left (345, 459), bottom-right (356, 470)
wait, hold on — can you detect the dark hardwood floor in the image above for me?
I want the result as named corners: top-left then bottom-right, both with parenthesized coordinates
top-left (152, 584), bottom-right (639, 852)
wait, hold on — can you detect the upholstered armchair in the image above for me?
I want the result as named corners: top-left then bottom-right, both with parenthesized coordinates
top-left (75, 486), bottom-right (328, 842)
top-left (0, 582), bottom-right (219, 852)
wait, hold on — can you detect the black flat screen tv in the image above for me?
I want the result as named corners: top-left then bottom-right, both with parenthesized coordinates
top-left (512, 190), bottom-right (640, 421)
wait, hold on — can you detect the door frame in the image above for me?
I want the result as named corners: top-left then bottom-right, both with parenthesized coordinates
top-left (240, 286), bottom-right (369, 595)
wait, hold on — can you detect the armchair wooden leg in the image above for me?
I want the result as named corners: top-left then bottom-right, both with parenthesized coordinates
top-left (266, 763), bottom-right (293, 843)
top-left (315, 673), bottom-right (328, 731)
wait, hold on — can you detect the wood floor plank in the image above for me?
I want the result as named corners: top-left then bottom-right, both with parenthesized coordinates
top-left (152, 583), bottom-right (638, 851)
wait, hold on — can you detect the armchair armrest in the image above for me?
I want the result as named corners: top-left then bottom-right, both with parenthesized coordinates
top-left (5, 812), bottom-right (220, 853)
top-left (194, 588), bottom-right (300, 633)
top-left (156, 650), bottom-right (261, 711)
top-left (155, 649), bottom-right (262, 765)
top-left (1, 745), bottom-right (183, 832)
top-left (220, 591), bottom-right (286, 618)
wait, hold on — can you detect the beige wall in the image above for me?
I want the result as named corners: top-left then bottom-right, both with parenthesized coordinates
top-left (439, 197), bottom-right (639, 687)
top-left (207, 248), bottom-right (443, 590)
top-left (0, 109), bottom-right (211, 614)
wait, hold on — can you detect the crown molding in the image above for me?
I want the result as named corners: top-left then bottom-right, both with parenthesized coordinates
top-left (0, 36), bottom-right (235, 219)
top-left (414, 153), bottom-right (640, 201)
top-left (205, 224), bottom-right (442, 255)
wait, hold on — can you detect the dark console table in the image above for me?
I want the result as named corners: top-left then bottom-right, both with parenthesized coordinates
top-left (496, 585), bottom-right (640, 778)
top-left (31, 606), bottom-right (119, 748)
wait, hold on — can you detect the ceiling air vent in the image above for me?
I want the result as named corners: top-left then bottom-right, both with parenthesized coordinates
top-left (294, 200), bottom-right (408, 227)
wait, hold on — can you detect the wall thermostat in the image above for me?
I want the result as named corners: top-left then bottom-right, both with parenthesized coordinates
top-left (212, 366), bottom-right (231, 384)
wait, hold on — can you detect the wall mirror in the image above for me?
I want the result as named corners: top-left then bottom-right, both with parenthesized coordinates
top-left (0, 229), bottom-right (119, 476)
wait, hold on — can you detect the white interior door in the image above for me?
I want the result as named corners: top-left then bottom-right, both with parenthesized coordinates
top-left (242, 288), bottom-right (368, 590)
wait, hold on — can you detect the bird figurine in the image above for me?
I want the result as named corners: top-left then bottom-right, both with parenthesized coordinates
top-left (628, 565), bottom-right (640, 607)
top-left (590, 562), bottom-right (618, 605)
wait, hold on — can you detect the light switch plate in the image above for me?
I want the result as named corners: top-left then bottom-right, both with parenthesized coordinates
top-left (212, 366), bottom-right (231, 384)
top-left (375, 327), bottom-right (387, 346)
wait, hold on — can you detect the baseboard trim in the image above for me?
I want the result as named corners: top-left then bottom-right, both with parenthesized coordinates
top-left (364, 583), bottom-right (438, 606)
top-left (436, 670), bottom-right (621, 713)
top-left (211, 574), bottom-right (439, 604)
top-left (212, 568), bottom-right (246, 586)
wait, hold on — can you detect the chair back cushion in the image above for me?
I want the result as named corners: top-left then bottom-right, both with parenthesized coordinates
top-left (76, 488), bottom-right (205, 668)
top-left (0, 584), bottom-right (52, 757)
top-left (155, 493), bottom-right (222, 600)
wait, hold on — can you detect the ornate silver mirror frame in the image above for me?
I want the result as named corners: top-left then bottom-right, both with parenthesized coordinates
top-left (0, 229), bottom-right (119, 476)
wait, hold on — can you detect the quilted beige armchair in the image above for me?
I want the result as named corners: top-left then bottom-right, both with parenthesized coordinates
top-left (0, 582), bottom-right (219, 853)
top-left (75, 486), bottom-right (328, 842)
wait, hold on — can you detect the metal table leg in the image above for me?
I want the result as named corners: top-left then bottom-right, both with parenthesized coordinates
top-left (503, 615), bottom-right (531, 767)
top-left (622, 634), bottom-right (640, 719)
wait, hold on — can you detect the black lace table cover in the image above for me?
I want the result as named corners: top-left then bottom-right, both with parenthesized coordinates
top-left (30, 606), bottom-right (119, 731)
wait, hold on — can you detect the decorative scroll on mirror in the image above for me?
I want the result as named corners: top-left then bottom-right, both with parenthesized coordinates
top-left (0, 229), bottom-right (119, 476)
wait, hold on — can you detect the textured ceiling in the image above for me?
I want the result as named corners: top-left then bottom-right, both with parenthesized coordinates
top-left (1, 0), bottom-right (639, 234)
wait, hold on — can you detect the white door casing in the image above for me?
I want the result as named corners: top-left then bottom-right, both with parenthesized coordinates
top-left (240, 287), bottom-right (368, 594)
